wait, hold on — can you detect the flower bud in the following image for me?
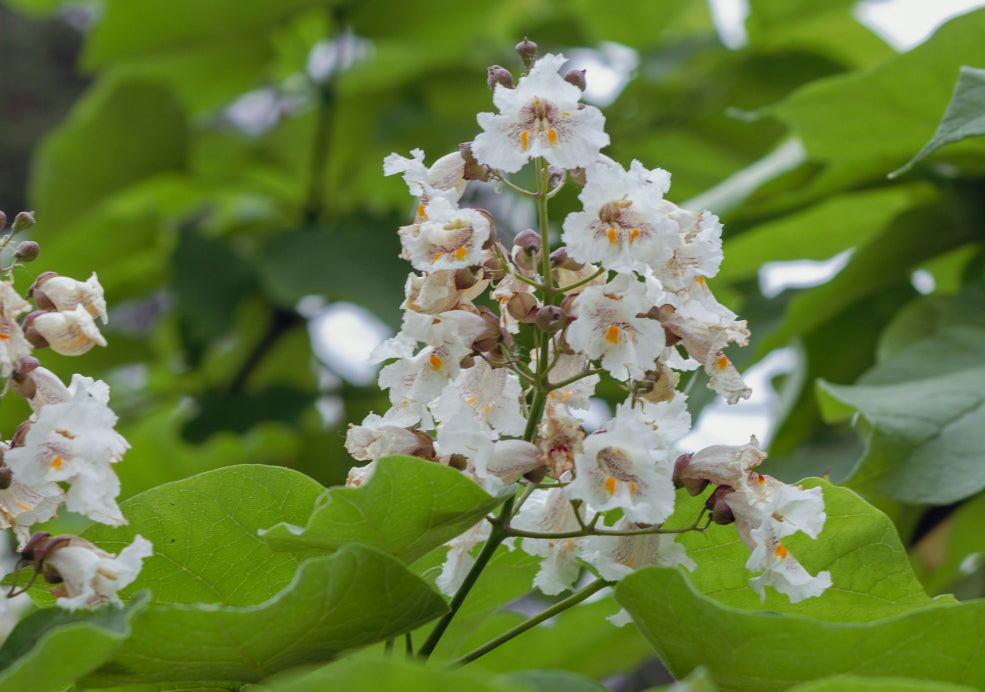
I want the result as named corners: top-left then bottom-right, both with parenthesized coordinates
top-left (22, 310), bottom-right (51, 350)
top-left (568, 167), bottom-right (587, 186)
top-left (515, 37), bottom-right (538, 68)
top-left (454, 266), bottom-right (480, 290)
top-left (0, 464), bottom-right (11, 490)
top-left (29, 272), bottom-right (108, 323)
top-left (673, 452), bottom-right (709, 496)
top-left (550, 247), bottom-right (584, 271)
top-left (547, 165), bottom-right (565, 189)
top-left (11, 211), bottom-right (35, 234)
top-left (705, 486), bottom-right (735, 525)
top-left (534, 305), bottom-right (572, 335)
top-left (507, 292), bottom-right (539, 323)
top-left (13, 241), bottom-right (40, 262)
top-left (487, 65), bottom-right (514, 91)
top-left (563, 68), bottom-right (587, 91)
top-left (27, 306), bottom-right (107, 355)
top-left (512, 229), bottom-right (542, 271)
top-left (411, 430), bottom-right (435, 459)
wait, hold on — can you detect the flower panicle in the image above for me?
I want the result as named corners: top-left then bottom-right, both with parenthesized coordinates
top-left (346, 45), bottom-right (828, 605)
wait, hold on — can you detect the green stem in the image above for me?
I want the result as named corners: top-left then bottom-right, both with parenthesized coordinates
top-left (417, 496), bottom-right (516, 660)
top-left (557, 266), bottom-right (606, 294)
top-left (450, 579), bottom-right (611, 667)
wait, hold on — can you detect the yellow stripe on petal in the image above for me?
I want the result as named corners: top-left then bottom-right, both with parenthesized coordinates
top-left (520, 130), bottom-right (530, 151)
top-left (717, 355), bottom-right (729, 370)
top-left (607, 228), bottom-right (618, 244)
top-left (51, 456), bottom-right (63, 471)
top-left (547, 128), bottom-right (558, 146)
top-left (606, 325), bottom-right (620, 344)
top-left (605, 477), bottom-right (617, 495)
top-left (429, 354), bottom-right (443, 370)
top-left (775, 544), bottom-right (788, 560)
top-left (455, 247), bottom-right (467, 260)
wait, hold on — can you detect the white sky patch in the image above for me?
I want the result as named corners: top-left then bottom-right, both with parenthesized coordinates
top-left (565, 42), bottom-right (639, 107)
top-left (303, 300), bottom-right (391, 386)
top-left (854, 0), bottom-right (985, 50)
top-left (758, 249), bottom-right (853, 299)
top-left (680, 347), bottom-right (797, 451)
top-left (707, 0), bottom-right (750, 49)
top-left (911, 268), bottom-right (936, 294)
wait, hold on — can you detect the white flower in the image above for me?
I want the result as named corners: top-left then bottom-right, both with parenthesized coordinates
top-left (5, 374), bottom-right (129, 526)
top-left (344, 413), bottom-right (423, 461)
top-left (566, 272), bottom-right (666, 380)
top-left (436, 520), bottom-right (490, 596)
top-left (384, 148), bottom-right (467, 210)
top-left (513, 488), bottom-right (584, 595)
top-left (472, 53), bottom-right (609, 173)
top-left (536, 400), bottom-right (586, 480)
top-left (681, 437), bottom-right (831, 602)
top-left (0, 281), bottom-right (33, 377)
top-left (30, 305), bottom-right (107, 356)
top-left (0, 474), bottom-right (65, 548)
top-left (543, 350), bottom-right (599, 410)
top-left (403, 270), bottom-right (488, 315)
top-left (562, 159), bottom-right (680, 273)
top-left (432, 359), bottom-right (526, 437)
top-left (43, 534), bottom-right (152, 610)
top-left (565, 401), bottom-right (676, 525)
top-left (397, 197), bottom-right (491, 272)
top-left (660, 277), bottom-right (751, 404)
top-left (580, 517), bottom-right (695, 581)
top-left (31, 272), bottom-right (108, 323)
top-left (661, 209), bottom-right (724, 290)
top-left (346, 460), bottom-right (376, 487)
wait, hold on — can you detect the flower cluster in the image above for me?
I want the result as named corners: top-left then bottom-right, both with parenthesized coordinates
top-left (0, 211), bottom-right (150, 612)
top-left (347, 42), bottom-right (829, 605)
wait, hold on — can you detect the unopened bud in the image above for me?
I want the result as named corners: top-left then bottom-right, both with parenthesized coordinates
top-left (14, 241), bottom-right (40, 263)
top-left (705, 486), bottom-right (735, 525)
top-left (535, 305), bottom-right (572, 335)
top-left (487, 65), bottom-right (514, 90)
top-left (568, 167), bottom-right (587, 186)
top-left (411, 430), bottom-right (435, 459)
top-left (673, 453), bottom-right (709, 496)
top-left (507, 292), bottom-right (539, 323)
top-left (454, 267), bottom-right (480, 290)
top-left (547, 166), bottom-right (565, 190)
top-left (512, 229), bottom-right (542, 270)
top-left (563, 68), bottom-right (586, 91)
top-left (447, 454), bottom-right (469, 471)
top-left (11, 211), bottom-right (35, 234)
top-left (515, 37), bottom-right (538, 68)
top-left (22, 310), bottom-right (51, 350)
top-left (550, 247), bottom-right (584, 271)
top-left (483, 253), bottom-right (506, 276)
top-left (0, 465), bottom-right (11, 490)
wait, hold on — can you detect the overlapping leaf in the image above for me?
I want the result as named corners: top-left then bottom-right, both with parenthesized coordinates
top-left (819, 284), bottom-right (985, 504)
top-left (79, 545), bottom-right (447, 688)
top-left (261, 455), bottom-right (509, 563)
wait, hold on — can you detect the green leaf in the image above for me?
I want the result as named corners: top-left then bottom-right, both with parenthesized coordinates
top-left (617, 567), bottom-right (985, 691)
top-left (80, 545), bottom-right (447, 688)
top-left (772, 8), bottom-right (985, 169)
top-left (257, 658), bottom-right (527, 692)
top-left (82, 0), bottom-right (328, 67)
top-left (455, 596), bottom-right (653, 680)
top-left (83, 464), bottom-right (325, 606)
top-left (0, 593), bottom-right (148, 692)
top-left (669, 479), bottom-right (934, 621)
top-left (790, 674), bottom-right (978, 691)
top-left (718, 183), bottom-right (928, 281)
top-left (815, 282), bottom-right (985, 503)
top-left (892, 66), bottom-right (985, 178)
top-left (261, 455), bottom-right (508, 564)
top-left (498, 669), bottom-right (609, 692)
top-left (29, 79), bottom-right (188, 232)
top-left (763, 197), bottom-right (979, 349)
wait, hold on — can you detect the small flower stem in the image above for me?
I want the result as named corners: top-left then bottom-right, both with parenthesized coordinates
top-left (535, 157), bottom-right (555, 299)
top-left (418, 496), bottom-right (516, 660)
top-left (449, 578), bottom-right (611, 667)
top-left (405, 632), bottom-right (414, 657)
top-left (547, 369), bottom-right (603, 392)
top-left (495, 173), bottom-right (538, 198)
top-left (504, 509), bottom-right (709, 540)
top-left (556, 266), bottom-right (606, 294)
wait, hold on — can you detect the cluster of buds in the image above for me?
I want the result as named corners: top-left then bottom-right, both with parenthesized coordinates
top-left (0, 210), bottom-right (150, 612)
top-left (345, 41), bottom-right (830, 603)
